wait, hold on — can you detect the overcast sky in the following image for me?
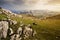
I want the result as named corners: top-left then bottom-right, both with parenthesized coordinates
top-left (0, 0), bottom-right (60, 11)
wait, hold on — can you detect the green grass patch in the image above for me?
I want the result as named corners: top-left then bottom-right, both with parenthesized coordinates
top-left (0, 14), bottom-right (7, 20)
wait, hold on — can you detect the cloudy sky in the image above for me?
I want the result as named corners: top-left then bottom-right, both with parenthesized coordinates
top-left (0, 0), bottom-right (60, 11)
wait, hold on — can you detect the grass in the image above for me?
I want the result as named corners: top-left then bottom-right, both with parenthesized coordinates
top-left (0, 13), bottom-right (60, 40)
top-left (10, 15), bottom-right (60, 40)
top-left (34, 19), bottom-right (60, 40)
top-left (0, 14), bottom-right (8, 20)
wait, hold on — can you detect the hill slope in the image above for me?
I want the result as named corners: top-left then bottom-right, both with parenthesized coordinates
top-left (0, 8), bottom-right (60, 40)
top-left (46, 14), bottom-right (60, 19)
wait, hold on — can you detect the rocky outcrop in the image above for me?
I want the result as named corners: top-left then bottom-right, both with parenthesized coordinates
top-left (8, 19), bottom-right (17, 25)
top-left (10, 24), bottom-right (36, 40)
top-left (0, 21), bottom-right (9, 39)
top-left (0, 20), bottom-right (36, 40)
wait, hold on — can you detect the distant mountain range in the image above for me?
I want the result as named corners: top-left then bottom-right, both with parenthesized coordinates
top-left (0, 7), bottom-right (60, 19)
top-left (15, 10), bottom-right (60, 18)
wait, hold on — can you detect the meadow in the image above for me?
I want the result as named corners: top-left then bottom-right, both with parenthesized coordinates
top-left (0, 13), bottom-right (60, 40)
top-left (10, 15), bottom-right (60, 40)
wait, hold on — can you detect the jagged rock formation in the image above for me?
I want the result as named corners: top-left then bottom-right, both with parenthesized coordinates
top-left (0, 20), bottom-right (36, 40)
top-left (0, 21), bottom-right (9, 39)
top-left (10, 24), bottom-right (36, 40)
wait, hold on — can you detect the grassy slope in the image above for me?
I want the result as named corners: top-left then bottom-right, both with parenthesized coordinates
top-left (35, 19), bottom-right (60, 40)
top-left (0, 12), bottom-right (60, 40)
top-left (10, 14), bottom-right (60, 40)
top-left (46, 14), bottom-right (60, 19)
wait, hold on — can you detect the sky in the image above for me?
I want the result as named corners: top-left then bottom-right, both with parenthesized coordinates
top-left (0, 0), bottom-right (60, 12)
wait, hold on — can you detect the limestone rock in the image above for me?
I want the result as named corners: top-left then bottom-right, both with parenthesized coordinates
top-left (8, 19), bottom-right (17, 25)
top-left (24, 27), bottom-right (33, 39)
top-left (0, 20), bottom-right (36, 40)
top-left (0, 21), bottom-right (9, 38)
top-left (11, 20), bottom-right (17, 25)
top-left (17, 27), bottom-right (22, 35)
top-left (9, 28), bottom-right (14, 35)
top-left (10, 34), bottom-right (15, 40)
